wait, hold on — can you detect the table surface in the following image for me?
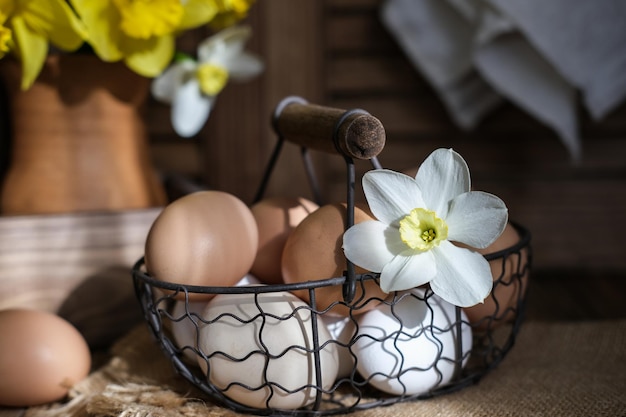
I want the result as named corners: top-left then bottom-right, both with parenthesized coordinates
top-left (2, 318), bottom-right (624, 417)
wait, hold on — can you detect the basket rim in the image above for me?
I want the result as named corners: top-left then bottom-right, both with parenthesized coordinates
top-left (132, 221), bottom-right (530, 295)
top-left (131, 260), bottom-right (378, 295)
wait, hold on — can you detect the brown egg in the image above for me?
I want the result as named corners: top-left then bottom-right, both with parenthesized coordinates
top-left (0, 308), bottom-right (91, 407)
top-left (282, 203), bottom-right (386, 316)
top-left (462, 223), bottom-right (530, 329)
top-left (250, 196), bottom-right (319, 284)
top-left (402, 166), bottom-right (418, 177)
top-left (145, 190), bottom-right (258, 301)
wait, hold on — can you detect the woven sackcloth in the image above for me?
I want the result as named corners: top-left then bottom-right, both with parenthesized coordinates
top-left (21, 319), bottom-right (626, 417)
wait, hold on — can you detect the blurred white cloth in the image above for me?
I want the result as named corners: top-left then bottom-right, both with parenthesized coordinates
top-left (381, 0), bottom-right (626, 160)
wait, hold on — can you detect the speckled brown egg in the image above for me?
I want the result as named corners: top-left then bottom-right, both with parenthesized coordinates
top-left (250, 196), bottom-right (319, 284)
top-left (282, 203), bottom-right (386, 316)
top-left (462, 222), bottom-right (530, 329)
top-left (0, 308), bottom-right (91, 407)
top-left (145, 190), bottom-right (258, 301)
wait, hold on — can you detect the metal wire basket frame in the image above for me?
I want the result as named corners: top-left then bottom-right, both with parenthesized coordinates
top-left (132, 96), bottom-right (532, 416)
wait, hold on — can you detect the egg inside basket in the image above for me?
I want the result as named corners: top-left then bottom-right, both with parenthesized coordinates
top-left (132, 97), bottom-right (532, 416)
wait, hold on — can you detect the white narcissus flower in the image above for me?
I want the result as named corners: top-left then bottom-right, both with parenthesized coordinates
top-left (151, 25), bottom-right (263, 138)
top-left (342, 148), bottom-right (508, 307)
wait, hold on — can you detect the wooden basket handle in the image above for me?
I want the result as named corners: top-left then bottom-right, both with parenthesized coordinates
top-left (272, 96), bottom-right (386, 160)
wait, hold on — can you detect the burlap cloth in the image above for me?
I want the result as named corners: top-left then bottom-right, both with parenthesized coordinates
top-left (22, 319), bottom-right (626, 417)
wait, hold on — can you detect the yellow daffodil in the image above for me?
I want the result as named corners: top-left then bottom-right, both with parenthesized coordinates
top-left (0, 0), bottom-right (86, 90)
top-left (68, 0), bottom-right (224, 78)
top-left (0, 25), bottom-right (10, 59)
top-left (209, 0), bottom-right (256, 30)
top-left (151, 25), bottom-right (263, 137)
top-left (342, 149), bottom-right (509, 307)
top-left (1, 9), bottom-right (11, 58)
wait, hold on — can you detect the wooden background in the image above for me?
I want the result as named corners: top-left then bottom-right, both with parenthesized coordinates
top-left (151, 0), bottom-right (626, 264)
top-left (1, 0), bottom-right (625, 319)
top-left (147, 0), bottom-right (626, 319)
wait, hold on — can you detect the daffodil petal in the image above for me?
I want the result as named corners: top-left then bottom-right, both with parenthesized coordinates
top-left (362, 169), bottom-right (426, 226)
top-left (179, 0), bottom-right (219, 30)
top-left (429, 241), bottom-right (493, 307)
top-left (0, 26), bottom-right (11, 58)
top-left (416, 148), bottom-right (471, 218)
top-left (69, 0), bottom-right (124, 61)
top-left (124, 34), bottom-right (174, 77)
top-left (171, 79), bottom-right (213, 137)
top-left (379, 251), bottom-right (436, 293)
top-left (11, 16), bottom-right (48, 90)
top-left (227, 52), bottom-right (264, 80)
top-left (151, 60), bottom-right (195, 103)
top-left (31, 0), bottom-right (85, 50)
top-left (446, 191), bottom-right (508, 249)
top-left (342, 220), bottom-right (403, 272)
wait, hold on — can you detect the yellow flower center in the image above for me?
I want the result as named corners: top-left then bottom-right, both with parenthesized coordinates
top-left (113, 0), bottom-right (184, 39)
top-left (196, 63), bottom-right (229, 96)
top-left (399, 208), bottom-right (448, 252)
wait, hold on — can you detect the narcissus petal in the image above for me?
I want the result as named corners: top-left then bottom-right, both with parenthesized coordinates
top-left (171, 79), bottom-right (213, 138)
top-left (429, 241), bottom-right (493, 307)
top-left (362, 169), bottom-right (425, 226)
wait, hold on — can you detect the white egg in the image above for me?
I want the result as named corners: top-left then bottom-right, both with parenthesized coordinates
top-left (197, 289), bottom-right (339, 410)
top-left (353, 288), bottom-right (472, 396)
top-left (171, 300), bottom-right (207, 363)
top-left (236, 274), bottom-right (261, 286)
top-left (321, 314), bottom-right (357, 379)
top-left (170, 274), bottom-right (261, 364)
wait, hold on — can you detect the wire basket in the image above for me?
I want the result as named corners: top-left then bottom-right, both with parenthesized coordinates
top-left (132, 97), bottom-right (532, 416)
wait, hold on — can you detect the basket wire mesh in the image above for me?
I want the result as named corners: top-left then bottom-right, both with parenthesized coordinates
top-left (132, 97), bottom-right (532, 416)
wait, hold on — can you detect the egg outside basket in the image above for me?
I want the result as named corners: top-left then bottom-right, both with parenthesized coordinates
top-left (132, 97), bottom-right (532, 416)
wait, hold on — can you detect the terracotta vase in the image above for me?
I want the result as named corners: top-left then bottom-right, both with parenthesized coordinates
top-left (0, 54), bottom-right (166, 215)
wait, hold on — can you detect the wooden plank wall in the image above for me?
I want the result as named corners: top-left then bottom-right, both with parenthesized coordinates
top-left (146, 1), bottom-right (326, 204)
top-left (2, 0), bottom-right (624, 280)
top-left (144, 0), bottom-right (626, 275)
top-left (320, 0), bottom-right (626, 275)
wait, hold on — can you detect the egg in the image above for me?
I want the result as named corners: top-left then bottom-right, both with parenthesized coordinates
top-left (321, 314), bottom-right (357, 379)
top-left (401, 166), bottom-right (418, 177)
top-left (462, 222), bottom-right (530, 329)
top-left (196, 290), bottom-right (339, 410)
top-left (170, 300), bottom-right (208, 364)
top-left (0, 308), bottom-right (91, 407)
top-left (282, 203), bottom-right (386, 316)
top-left (250, 196), bottom-right (319, 284)
top-left (353, 288), bottom-right (472, 396)
top-left (145, 190), bottom-right (258, 301)
top-left (170, 274), bottom-right (260, 363)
